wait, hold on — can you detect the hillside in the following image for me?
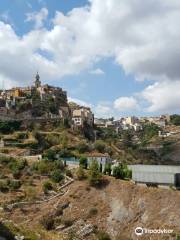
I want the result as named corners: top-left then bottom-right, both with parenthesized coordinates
top-left (0, 122), bottom-right (180, 239)
top-left (0, 123), bottom-right (180, 166)
top-left (0, 177), bottom-right (180, 240)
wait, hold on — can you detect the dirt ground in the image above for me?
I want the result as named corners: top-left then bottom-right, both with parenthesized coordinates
top-left (1, 176), bottom-right (180, 240)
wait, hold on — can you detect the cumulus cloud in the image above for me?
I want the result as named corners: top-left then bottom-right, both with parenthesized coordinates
top-left (141, 81), bottom-right (180, 113)
top-left (114, 97), bottom-right (139, 112)
top-left (94, 102), bottom-right (114, 118)
top-left (89, 68), bottom-right (105, 75)
top-left (68, 97), bottom-right (92, 108)
top-left (0, 0), bottom-right (180, 113)
top-left (25, 8), bottom-right (48, 29)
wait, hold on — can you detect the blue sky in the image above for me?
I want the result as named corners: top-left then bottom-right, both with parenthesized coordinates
top-left (0, 0), bottom-right (88, 34)
top-left (0, 0), bottom-right (180, 117)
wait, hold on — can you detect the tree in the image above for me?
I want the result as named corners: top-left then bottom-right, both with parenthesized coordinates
top-left (79, 156), bottom-right (88, 169)
top-left (170, 114), bottom-right (180, 126)
top-left (47, 96), bottom-right (58, 115)
top-left (32, 161), bottom-right (51, 175)
top-left (54, 159), bottom-right (64, 170)
top-left (141, 123), bottom-right (160, 141)
top-left (112, 164), bottom-right (132, 180)
top-left (112, 165), bottom-right (124, 179)
top-left (103, 163), bottom-right (112, 176)
top-left (99, 163), bottom-right (103, 173)
top-left (0, 121), bottom-right (21, 134)
top-left (43, 149), bottom-right (56, 161)
top-left (88, 160), bottom-right (102, 186)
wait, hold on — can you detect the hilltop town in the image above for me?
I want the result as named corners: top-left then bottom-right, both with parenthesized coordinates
top-left (0, 74), bottom-right (180, 240)
top-left (0, 73), bottom-right (94, 130)
top-left (0, 74), bottom-right (180, 164)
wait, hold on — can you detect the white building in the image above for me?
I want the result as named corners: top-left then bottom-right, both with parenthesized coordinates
top-left (87, 153), bottom-right (112, 171)
top-left (72, 107), bottom-right (94, 127)
top-left (128, 165), bottom-right (180, 189)
top-left (125, 116), bottom-right (139, 125)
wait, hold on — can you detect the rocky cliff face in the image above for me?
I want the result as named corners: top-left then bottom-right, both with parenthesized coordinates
top-left (3, 177), bottom-right (179, 240)
top-left (58, 178), bottom-right (180, 240)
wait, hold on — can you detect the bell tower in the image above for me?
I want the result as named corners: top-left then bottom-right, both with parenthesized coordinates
top-left (34, 72), bottom-right (41, 88)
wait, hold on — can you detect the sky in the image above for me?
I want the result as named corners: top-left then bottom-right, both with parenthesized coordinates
top-left (0, 0), bottom-right (180, 118)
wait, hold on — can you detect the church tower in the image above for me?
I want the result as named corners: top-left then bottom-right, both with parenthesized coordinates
top-left (34, 72), bottom-right (41, 88)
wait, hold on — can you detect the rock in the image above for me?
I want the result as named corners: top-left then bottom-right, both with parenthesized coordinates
top-left (15, 236), bottom-right (25, 240)
top-left (56, 224), bottom-right (66, 231)
top-left (77, 224), bottom-right (94, 237)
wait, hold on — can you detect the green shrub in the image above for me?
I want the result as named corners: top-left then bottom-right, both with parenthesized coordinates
top-left (7, 180), bottom-right (21, 190)
top-left (170, 114), bottom-right (180, 126)
top-left (112, 164), bottom-right (131, 180)
top-left (0, 155), bottom-right (14, 165)
top-left (0, 180), bottom-right (9, 192)
top-left (40, 214), bottom-right (55, 230)
top-left (88, 208), bottom-right (98, 217)
top-left (67, 231), bottom-right (78, 240)
top-left (140, 123), bottom-right (160, 142)
top-left (42, 181), bottom-right (53, 193)
top-left (50, 170), bottom-right (64, 183)
top-left (94, 140), bottom-right (106, 153)
top-left (15, 132), bottom-right (28, 140)
top-left (0, 120), bottom-right (21, 134)
top-left (43, 149), bottom-right (56, 161)
top-left (12, 169), bottom-right (22, 179)
top-left (32, 161), bottom-right (51, 175)
top-left (65, 169), bottom-right (73, 178)
top-left (103, 163), bottom-right (112, 176)
top-left (54, 159), bottom-right (64, 170)
top-left (76, 166), bottom-right (86, 180)
top-left (8, 158), bottom-right (27, 178)
top-left (77, 142), bottom-right (89, 153)
top-left (17, 159), bottom-right (27, 170)
top-left (97, 231), bottom-right (111, 240)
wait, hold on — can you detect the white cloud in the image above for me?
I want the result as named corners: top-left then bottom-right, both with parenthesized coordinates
top-left (89, 68), bottom-right (105, 75)
top-left (68, 97), bottom-right (92, 108)
top-left (142, 81), bottom-right (180, 113)
top-left (94, 102), bottom-right (114, 118)
top-left (114, 97), bottom-right (139, 112)
top-left (0, 11), bottom-right (14, 26)
top-left (0, 0), bottom-right (180, 113)
top-left (25, 8), bottom-right (48, 29)
top-left (2, 0), bottom-right (180, 84)
top-left (0, 11), bottom-right (10, 23)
